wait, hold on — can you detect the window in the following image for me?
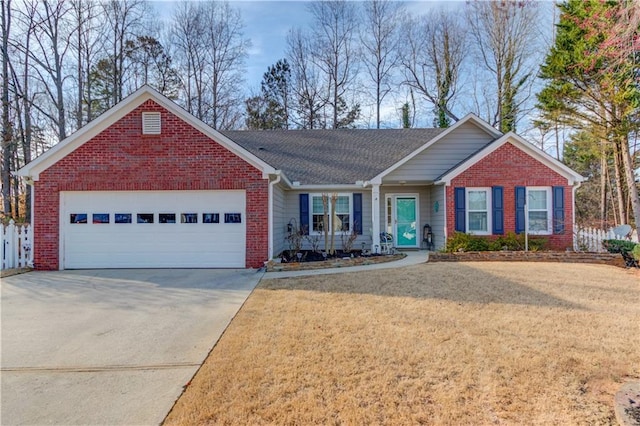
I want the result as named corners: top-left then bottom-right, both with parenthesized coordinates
top-left (203, 213), bottom-right (219, 223)
top-left (224, 213), bottom-right (242, 223)
top-left (528, 188), bottom-right (551, 234)
top-left (93, 213), bottom-right (109, 224)
top-left (70, 214), bottom-right (87, 224)
top-left (115, 214), bottom-right (132, 224)
top-left (181, 213), bottom-right (198, 223)
top-left (159, 213), bottom-right (176, 223)
top-left (137, 213), bottom-right (154, 223)
top-left (310, 194), bottom-right (352, 234)
top-left (466, 188), bottom-right (490, 235)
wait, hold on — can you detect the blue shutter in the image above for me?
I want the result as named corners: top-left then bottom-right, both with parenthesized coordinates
top-left (492, 186), bottom-right (504, 235)
top-left (299, 193), bottom-right (309, 235)
top-left (353, 193), bottom-right (362, 235)
top-left (515, 186), bottom-right (526, 234)
top-left (553, 186), bottom-right (565, 234)
top-left (454, 187), bottom-right (466, 232)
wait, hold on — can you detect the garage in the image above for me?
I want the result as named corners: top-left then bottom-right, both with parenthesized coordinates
top-left (61, 190), bottom-right (246, 269)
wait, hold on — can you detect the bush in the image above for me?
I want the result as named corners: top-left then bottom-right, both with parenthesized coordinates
top-left (631, 244), bottom-right (640, 261)
top-left (602, 239), bottom-right (637, 254)
top-left (444, 231), bottom-right (547, 253)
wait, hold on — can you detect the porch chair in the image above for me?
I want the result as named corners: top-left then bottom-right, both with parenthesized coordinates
top-left (380, 232), bottom-right (395, 255)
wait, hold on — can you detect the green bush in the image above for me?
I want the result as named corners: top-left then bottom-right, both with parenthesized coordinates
top-left (602, 239), bottom-right (637, 254)
top-left (444, 231), bottom-right (547, 253)
top-left (631, 244), bottom-right (640, 261)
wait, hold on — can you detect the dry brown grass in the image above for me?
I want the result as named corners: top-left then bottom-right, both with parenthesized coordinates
top-left (164, 262), bottom-right (640, 425)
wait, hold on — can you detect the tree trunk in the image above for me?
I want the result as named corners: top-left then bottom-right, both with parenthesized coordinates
top-left (619, 134), bottom-right (640, 229)
top-left (612, 143), bottom-right (626, 225)
top-left (1, 0), bottom-right (12, 217)
top-left (600, 146), bottom-right (607, 228)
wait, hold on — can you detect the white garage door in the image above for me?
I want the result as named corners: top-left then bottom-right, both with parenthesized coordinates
top-left (60, 190), bottom-right (246, 269)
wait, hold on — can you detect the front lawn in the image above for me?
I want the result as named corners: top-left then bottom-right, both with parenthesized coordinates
top-left (164, 262), bottom-right (640, 425)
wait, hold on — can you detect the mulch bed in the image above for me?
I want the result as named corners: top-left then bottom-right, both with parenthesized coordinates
top-left (266, 253), bottom-right (407, 272)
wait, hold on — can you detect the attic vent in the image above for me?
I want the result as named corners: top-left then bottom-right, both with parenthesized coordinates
top-left (142, 112), bottom-right (161, 134)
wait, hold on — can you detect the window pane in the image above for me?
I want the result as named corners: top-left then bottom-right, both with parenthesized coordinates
top-left (334, 213), bottom-right (350, 232)
top-left (203, 213), bottom-right (219, 223)
top-left (312, 196), bottom-right (324, 214)
top-left (92, 213), bottom-right (109, 224)
top-left (181, 213), bottom-right (198, 223)
top-left (529, 211), bottom-right (548, 231)
top-left (115, 214), bottom-right (132, 224)
top-left (335, 196), bottom-right (350, 214)
top-left (468, 191), bottom-right (487, 210)
top-left (468, 212), bottom-right (487, 232)
top-left (224, 213), bottom-right (242, 223)
top-left (159, 213), bottom-right (176, 223)
top-left (312, 214), bottom-right (324, 232)
top-left (70, 214), bottom-right (87, 224)
top-left (528, 190), bottom-right (547, 210)
top-left (137, 214), bottom-right (154, 223)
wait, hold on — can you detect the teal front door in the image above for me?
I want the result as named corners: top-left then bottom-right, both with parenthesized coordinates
top-left (395, 197), bottom-right (418, 248)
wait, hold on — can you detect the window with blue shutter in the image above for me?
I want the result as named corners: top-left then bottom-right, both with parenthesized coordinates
top-left (552, 186), bottom-right (565, 234)
top-left (299, 193), bottom-right (309, 235)
top-left (515, 186), bottom-right (526, 234)
top-left (353, 193), bottom-right (362, 235)
top-left (492, 186), bottom-right (504, 235)
top-left (454, 187), bottom-right (466, 232)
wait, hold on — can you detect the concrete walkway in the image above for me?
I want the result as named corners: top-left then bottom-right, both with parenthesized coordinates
top-left (1, 269), bottom-right (262, 426)
top-left (263, 250), bottom-right (429, 279)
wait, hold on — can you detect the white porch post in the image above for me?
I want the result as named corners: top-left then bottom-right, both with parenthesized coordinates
top-left (371, 184), bottom-right (380, 253)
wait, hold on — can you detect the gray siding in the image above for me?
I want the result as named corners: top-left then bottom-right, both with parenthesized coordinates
top-left (279, 189), bottom-right (372, 255)
top-left (429, 185), bottom-right (446, 250)
top-left (384, 121), bottom-right (495, 182)
top-left (272, 182), bottom-right (287, 257)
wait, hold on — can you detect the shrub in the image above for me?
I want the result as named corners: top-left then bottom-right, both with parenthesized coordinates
top-left (444, 231), bottom-right (547, 253)
top-left (602, 239), bottom-right (637, 254)
top-left (631, 244), bottom-right (640, 261)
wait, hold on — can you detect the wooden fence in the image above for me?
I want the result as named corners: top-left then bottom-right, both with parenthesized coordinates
top-left (2, 220), bottom-right (32, 270)
top-left (574, 225), bottom-right (638, 252)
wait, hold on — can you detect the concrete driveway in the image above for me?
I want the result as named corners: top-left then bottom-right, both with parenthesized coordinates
top-left (1, 268), bottom-right (262, 425)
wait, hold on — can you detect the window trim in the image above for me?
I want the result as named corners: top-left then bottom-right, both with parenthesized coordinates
top-left (308, 193), bottom-right (354, 235)
top-left (465, 187), bottom-right (491, 236)
top-left (527, 187), bottom-right (552, 235)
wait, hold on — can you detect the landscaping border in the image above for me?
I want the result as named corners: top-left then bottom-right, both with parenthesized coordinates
top-left (428, 251), bottom-right (625, 268)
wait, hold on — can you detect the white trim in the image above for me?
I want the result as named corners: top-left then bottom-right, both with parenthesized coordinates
top-left (308, 193), bottom-right (353, 235)
top-left (58, 192), bottom-right (65, 270)
top-left (436, 133), bottom-right (585, 186)
top-left (526, 186), bottom-right (553, 236)
top-left (371, 114), bottom-right (502, 184)
top-left (17, 85), bottom-right (276, 180)
top-left (287, 184), bottom-right (368, 190)
top-left (268, 172), bottom-right (282, 260)
top-left (385, 193), bottom-right (420, 248)
top-left (466, 187), bottom-right (492, 236)
top-left (371, 184), bottom-right (381, 252)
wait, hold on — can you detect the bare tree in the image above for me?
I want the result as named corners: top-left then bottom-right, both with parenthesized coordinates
top-left (202, 1), bottom-right (249, 130)
top-left (402, 9), bottom-right (466, 128)
top-left (170, 1), bottom-right (208, 120)
top-left (286, 28), bottom-right (325, 129)
top-left (361, 0), bottom-right (403, 128)
top-left (1, 0), bottom-right (12, 216)
top-left (466, 0), bottom-right (541, 132)
top-left (309, 0), bottom-right (360, 129)
top-left (100, 0), bottom-right (147, 106)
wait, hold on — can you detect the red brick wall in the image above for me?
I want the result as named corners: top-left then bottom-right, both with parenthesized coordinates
top-left (34, 100), bottom-right (269, 269)
top-left (445, 142), bottom-right (574, 250)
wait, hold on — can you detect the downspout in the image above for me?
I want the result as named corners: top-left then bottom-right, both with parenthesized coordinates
top-left (268, 171), bottom-right (282, 261)
top-left (572, 181), bottom-right (582, 251)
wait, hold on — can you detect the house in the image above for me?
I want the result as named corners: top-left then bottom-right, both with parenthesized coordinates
top-left (17, 86), bottom-right (584, 270)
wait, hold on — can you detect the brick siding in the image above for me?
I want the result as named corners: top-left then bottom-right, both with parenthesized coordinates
top-left (33, 100), bottom-right (269, 269)
top-left (446, 142), bottom-right (574, 250)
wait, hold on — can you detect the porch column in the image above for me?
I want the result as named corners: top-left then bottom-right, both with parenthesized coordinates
top-left (371, 184), bottom-right (380, 253)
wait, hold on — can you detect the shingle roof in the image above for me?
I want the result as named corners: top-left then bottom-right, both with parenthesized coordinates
top-left (220, 128), bottom-right (446, 185)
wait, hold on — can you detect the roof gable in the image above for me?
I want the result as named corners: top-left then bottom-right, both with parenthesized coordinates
top-left (18, 86), bottom-right (275, 180)
top-left (371, 114), bottom-right (502, 184)
top-left (435, 132), bottom-right (585, 185)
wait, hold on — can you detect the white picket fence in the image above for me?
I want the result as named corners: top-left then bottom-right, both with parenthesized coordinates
top-left (574, 225), bottom-right (638, 252)
top-left (2, 220), bottom-right (33, 270)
